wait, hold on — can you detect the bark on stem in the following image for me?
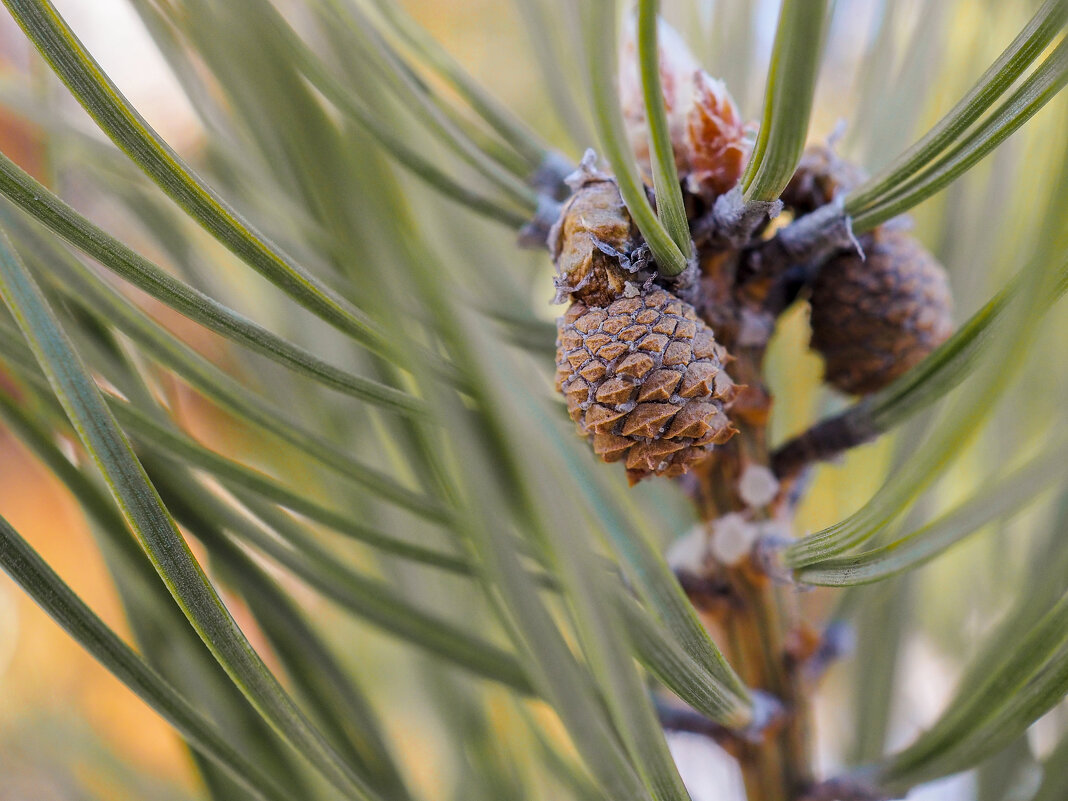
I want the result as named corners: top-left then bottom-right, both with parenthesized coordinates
top-left (686, 393), bottom-right (814, 800)
top-left (771, 409), bottom-right (880, 481)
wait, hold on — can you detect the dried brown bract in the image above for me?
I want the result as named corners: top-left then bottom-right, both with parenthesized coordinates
top-left (548, 174), bottom-right (641, 307)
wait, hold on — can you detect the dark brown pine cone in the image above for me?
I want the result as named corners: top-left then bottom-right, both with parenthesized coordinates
top-left (809, 228), bottom-right (953, 395)
top-left (555, 287), bottom-right (739, 484)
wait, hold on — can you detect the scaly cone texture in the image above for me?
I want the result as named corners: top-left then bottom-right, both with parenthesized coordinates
top-left (555, 289), bottom-right (739, 484)
top-left (809, 228), bottom-right (953, 395)
top-left (618, 17), bottom-right (752, 199)
top-left (550, 169), bottom-right (739, 483)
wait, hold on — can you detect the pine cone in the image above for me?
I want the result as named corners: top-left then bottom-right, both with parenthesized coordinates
top-left (555, 288), bottom-right (739, 483)
top-left (781, 145), bottom-right (866, 215)
top-left (809, 229), bottom-right (953, 395)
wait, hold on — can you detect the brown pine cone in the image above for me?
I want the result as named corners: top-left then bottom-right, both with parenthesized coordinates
top-left (809, 229), bottom-right (953, 395)
top-left (781, 144), bottom-right (866, 215)
top-left (555, 287), bottom-right (739, 483)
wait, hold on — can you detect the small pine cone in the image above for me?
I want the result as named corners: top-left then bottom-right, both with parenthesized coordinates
top-left (781, 144), bottom-right (866, 215)
top-left (549, 175), bottom-right (639, 307)
top-left (555, 288), bottom-right (739, 484)
top-left (809, 229), bottom-right (953, 395)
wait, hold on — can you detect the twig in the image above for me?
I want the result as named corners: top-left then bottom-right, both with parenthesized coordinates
top-left (527, 150), bottom-right (577, 200)
top-left (692, 186), bottom-right (784, 249)
top-left (741, 202), bottom-right (863, 319)
top-left (656, 692), bottom-right (785, 748)
top-left (517, 194), bottom-right (565, 249)
top-left (674, 569), bottom-right (737, 611)
top-left (657, 699), bottom-right (739, 746)
top-left (742, 201), bottom-right (857, 277)
top-left (800, 620), bottom-right (856, 685)
top-left (771, 410), bottom-right (880, 481)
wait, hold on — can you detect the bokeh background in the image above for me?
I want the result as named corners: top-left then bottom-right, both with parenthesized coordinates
top-left (0, 1), bottom-right (1065, 799)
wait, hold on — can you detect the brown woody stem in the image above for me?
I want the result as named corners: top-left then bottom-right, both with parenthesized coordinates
top-left (687, 412), bottom-right (814, 801)
top-left (739, 202), bottom-right (859, 284)
top-left (771, 409), bottom-right (880, 481)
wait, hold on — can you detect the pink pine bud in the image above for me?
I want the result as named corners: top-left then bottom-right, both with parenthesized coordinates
top-left (618, 17), bottom-right (752, 199)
